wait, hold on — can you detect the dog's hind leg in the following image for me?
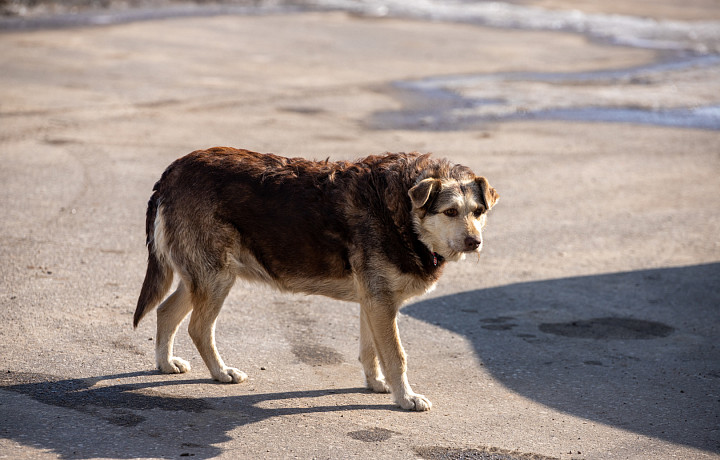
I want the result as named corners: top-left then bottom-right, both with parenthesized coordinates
top-left (187, 274), bottom-right (247, 383)
top-left (155, 281), bottom-right (193, 374)
top-left (361, 299), bottom-right (432, 411)
top-left (359, 309), bottom-right (390, 393)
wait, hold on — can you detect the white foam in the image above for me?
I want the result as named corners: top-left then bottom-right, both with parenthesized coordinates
top-left (309, 0), bottom-right (720, 53)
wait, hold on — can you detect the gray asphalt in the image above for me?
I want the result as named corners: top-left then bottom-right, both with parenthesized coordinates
top-left (0, 6), bottom-right (719, 460)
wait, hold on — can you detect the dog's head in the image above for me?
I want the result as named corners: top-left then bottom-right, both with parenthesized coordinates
top-left (409, 175), bottom-right (498, 262)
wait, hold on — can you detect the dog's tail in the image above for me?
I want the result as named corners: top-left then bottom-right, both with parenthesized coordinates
top-left (133, 187), bottom-right (173, 328)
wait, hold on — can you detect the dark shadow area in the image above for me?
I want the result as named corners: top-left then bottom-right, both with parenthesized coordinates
top-left (404, 263), bottom-right (720, 452)
top-left (0, 370), bottom-right (391, 459)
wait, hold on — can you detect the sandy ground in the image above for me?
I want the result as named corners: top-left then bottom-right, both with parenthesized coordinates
top-left (0, 6), bottom-right (719, 460)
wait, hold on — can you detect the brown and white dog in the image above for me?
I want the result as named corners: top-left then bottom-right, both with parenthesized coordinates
top-left (134, 148), bottom-right (498, 411)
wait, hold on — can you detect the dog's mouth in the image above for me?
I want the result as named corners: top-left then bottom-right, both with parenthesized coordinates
top-left (443, 248), bottom-right (471, 262)
top-left (444, 239), bottom-right (483, 260)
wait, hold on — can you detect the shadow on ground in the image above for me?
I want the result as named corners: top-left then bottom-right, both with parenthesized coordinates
top-left (404, 262), bottom-right (720, 452)
top-left (0, 371), bottom-right (389, 458)
top-left (1, 264), bottom-right (718, 457)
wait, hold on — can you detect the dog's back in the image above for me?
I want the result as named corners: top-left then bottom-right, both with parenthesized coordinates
top-left (136, 148), bottom-right (450, 321)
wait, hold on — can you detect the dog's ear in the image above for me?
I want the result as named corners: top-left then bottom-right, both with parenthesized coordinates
top-left (409, 178), bottom-right (441, 209)
top-left (475, 176), bottom-right (499, 210)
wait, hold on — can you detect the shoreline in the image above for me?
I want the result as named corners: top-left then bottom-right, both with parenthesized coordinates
top-left (1, 3), bottom-right (718, 132)
top-left (3, 0), bottom-right (720, 55)
top-left (0, 2), bottom-right (311, 30)
top-left (373, 54), bottom-right (720, 131)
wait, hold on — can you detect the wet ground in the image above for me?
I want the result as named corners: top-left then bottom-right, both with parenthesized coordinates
top-left (371, 54), bottom-right (720, 131)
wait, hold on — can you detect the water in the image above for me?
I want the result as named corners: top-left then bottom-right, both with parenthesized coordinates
top-left (371, 54), bottom-right (720, 131)
top-left (312, 0), bottom-right (720, 53)
top-left (4, 0), bottom-right (719, 130)
top-left (5, 0), bottom-right (720, 54)
top-left (314, 0), bottom-right (720, 130)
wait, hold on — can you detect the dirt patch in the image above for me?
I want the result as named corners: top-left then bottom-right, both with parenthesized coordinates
top-left (290, 343), bottom-right (345, 366)
top-left (347, 427), bottom-right (397, 442)
top-left (415, 446), bottom-right (559, 460)
top-left (539, 317), bottom-right (674, 339)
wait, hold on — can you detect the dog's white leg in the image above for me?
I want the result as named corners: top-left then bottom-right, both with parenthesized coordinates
top-left (359, 309), bottom-right (390, 393)
top-left (187, 277), bottom-right (247, 384)
top-left (361, 300), bottom-right (432, 411)
top-left (156, 281), bottom-right (193, 374)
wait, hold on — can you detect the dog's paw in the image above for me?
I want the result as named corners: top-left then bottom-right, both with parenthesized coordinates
top-left (366, 376), bottom-right (391, 393)
top-left (396, 392), bottom-right (432, 411)
top-left (213, 367), bottom-right (248, 384)
top-left (157, 357), bottom-right (191, 374)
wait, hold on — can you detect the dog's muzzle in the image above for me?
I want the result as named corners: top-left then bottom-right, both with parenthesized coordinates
top-left (463, 236), bottom-right (482, 252)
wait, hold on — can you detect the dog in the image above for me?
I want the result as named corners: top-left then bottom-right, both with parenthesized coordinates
top-left (133, 148), bottom-right (498, 411)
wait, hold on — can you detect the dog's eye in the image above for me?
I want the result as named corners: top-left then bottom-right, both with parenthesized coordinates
top-left (473, 208), bottom-right (484, 218)
top-left (443, 209), bottom-right (458, 217)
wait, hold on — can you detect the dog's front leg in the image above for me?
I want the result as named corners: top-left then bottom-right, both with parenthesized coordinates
top-left (359, 308), bottom-right (391, 393)
top-left (360, 299), bottom-right (432, 411)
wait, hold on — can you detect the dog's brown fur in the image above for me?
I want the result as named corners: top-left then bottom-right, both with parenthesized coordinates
top-left (134, 148), bottom-right (498, 410)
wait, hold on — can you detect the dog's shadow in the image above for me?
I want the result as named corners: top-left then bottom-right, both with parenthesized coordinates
top-left (403, 262), bottom-right (720, 453)
top-left (0, 371), bottom-right (392, 459)
top-left (2, 263), bottom-right (718, 458)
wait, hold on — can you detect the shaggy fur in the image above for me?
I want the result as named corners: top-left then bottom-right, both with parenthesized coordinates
top-left (134, 148), bottom-right (498, 411)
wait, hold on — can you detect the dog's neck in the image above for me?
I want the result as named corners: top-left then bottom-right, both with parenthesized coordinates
top-left (406, 208), bottom-right (446, 274)
top-left (411, 236), bottom-right (446, 273)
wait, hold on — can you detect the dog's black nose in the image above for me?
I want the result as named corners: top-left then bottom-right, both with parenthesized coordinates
top-left (464, 236), bottom-right (482, 251)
